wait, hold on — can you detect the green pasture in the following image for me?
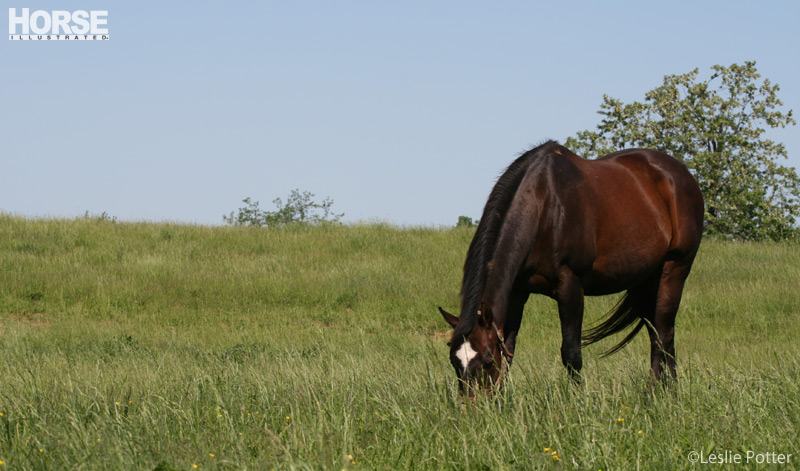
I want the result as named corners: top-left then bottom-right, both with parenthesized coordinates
top-left (0, 215), bottom-right (798, 470)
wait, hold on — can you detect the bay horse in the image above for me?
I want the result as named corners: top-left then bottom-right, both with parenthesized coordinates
top-left (439, 141), bottom-right (703, 398)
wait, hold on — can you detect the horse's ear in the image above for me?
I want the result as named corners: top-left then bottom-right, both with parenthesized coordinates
top-left (478, 303), bottom-right (493, 327)
top-left (438, 307), bottom-right (459, 328)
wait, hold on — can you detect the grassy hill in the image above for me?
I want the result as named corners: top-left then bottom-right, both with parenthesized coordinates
top-left (1, 215), bottom-right (798, 470)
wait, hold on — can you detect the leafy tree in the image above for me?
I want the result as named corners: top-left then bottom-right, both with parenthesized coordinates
top-left (456, 216), bottom-right (478, 228)
top-left (565, 61), bottom-right (798, 240)
top-left (224, 189), bottom-right (343, 227)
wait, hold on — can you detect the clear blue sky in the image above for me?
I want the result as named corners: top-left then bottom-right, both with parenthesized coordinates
top-left (3, 1), bottom-right (799, 226)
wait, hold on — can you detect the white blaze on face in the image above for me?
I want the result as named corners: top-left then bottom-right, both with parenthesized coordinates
top-left (454, 340), bottom-right (478, 373)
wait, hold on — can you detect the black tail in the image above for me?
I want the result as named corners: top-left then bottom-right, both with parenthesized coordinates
top-left (581, 288), bottom-right (655, 357)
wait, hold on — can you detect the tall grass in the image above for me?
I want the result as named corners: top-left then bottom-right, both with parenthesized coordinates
top-left (1, 215), bottom-right (798, 470)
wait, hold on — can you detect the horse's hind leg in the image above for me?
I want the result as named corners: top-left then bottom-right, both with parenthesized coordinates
top-left (557, 268), bottom-right (585, 381)
top-left (648, 260), bottom-right (694, 382)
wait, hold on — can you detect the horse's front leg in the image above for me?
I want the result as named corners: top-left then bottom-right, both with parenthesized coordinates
top-left (557, 268), bottom-right (585, 381)
top-left (502, 290), bottom-right (529, 366)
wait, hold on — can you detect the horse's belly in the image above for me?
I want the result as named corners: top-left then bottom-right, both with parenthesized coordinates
top-left (581, 271), bottom-right (649, 296)
top-left (580, 192), bottom-right (671, 294)
top-left (582, 240), bottom-right (668, 295)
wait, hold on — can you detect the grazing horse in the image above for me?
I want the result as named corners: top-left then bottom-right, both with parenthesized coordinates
top-left (439, 141), bottom-right (703, 398)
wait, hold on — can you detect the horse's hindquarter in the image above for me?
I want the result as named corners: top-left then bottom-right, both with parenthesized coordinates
top-left (569, 150), bottom-right (700, 295)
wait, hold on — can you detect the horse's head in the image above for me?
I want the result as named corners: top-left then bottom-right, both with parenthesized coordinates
top-left (439, 305), bottom-right (513, 400)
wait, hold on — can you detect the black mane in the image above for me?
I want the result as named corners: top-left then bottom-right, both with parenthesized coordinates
top-left (452, 140), bottom-right (560, 341)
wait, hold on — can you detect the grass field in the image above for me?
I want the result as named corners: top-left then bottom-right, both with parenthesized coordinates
top-left (1, 215), bottom-right (798, 470)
